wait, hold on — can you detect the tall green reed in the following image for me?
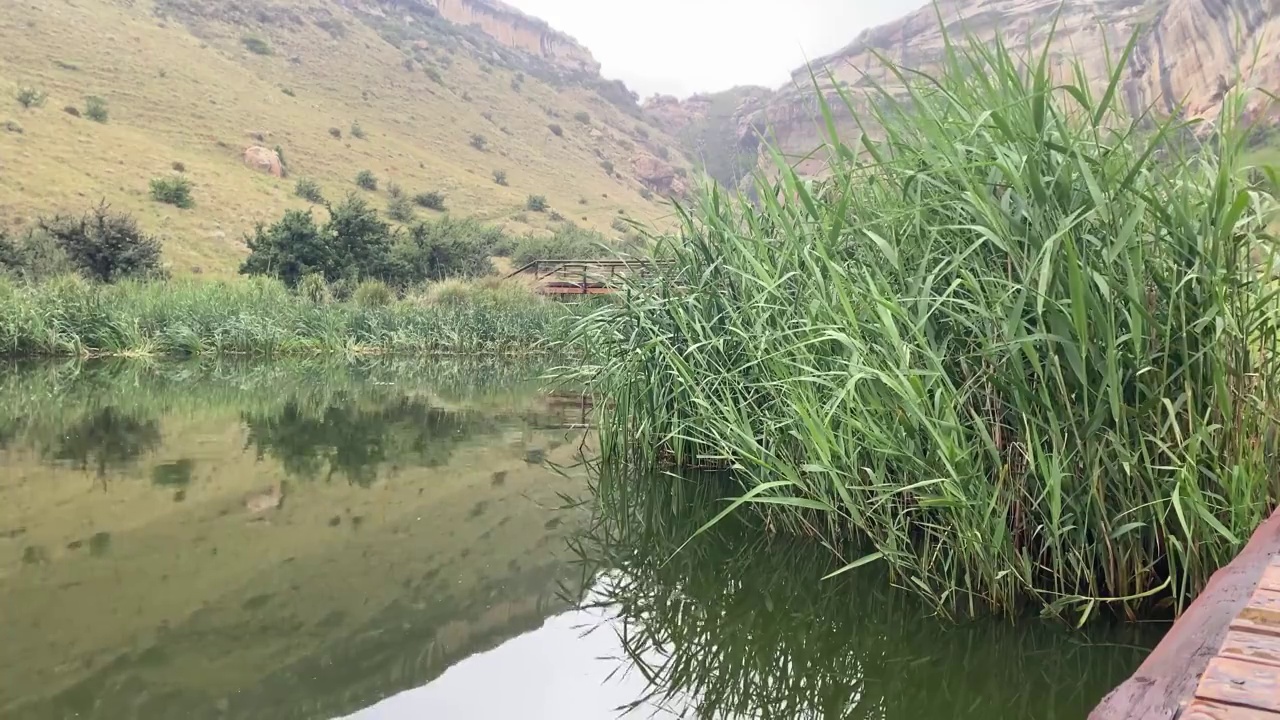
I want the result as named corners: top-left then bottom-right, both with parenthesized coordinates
top-left (570, 28), bottom-right (1280, 618)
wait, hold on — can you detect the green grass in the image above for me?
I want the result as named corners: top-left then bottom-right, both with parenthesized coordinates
top-left (0, 275), bottom-right (573, 357)
top-left (572, 28), bottom-right (1280, 620)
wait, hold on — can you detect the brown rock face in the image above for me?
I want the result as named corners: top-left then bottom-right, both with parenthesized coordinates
top-left (748, 0), bottom-right (1280, 176)
top-left (242, 146), bottom-right (283, 177)
top-left (433, 0), bottom-right (600, 74)
top-left (632, 153), bottom-right (684, 196)
top-left (642, 94), bottom-right (713, 136)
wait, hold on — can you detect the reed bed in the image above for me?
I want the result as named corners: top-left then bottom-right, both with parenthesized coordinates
top-left (0, 275), bottom-right (572, 357)
top-left (571, 31), bottom-right (1280, 617)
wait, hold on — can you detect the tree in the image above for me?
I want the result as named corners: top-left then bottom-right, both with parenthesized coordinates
top-left (391, 217), bottom-right (495, 284)
top-left (39, 203), bottom-right (163, 282)
top-left (326, 195), bottom-right (393, 282)
top-left (240, 209), bottom-right (331, 288)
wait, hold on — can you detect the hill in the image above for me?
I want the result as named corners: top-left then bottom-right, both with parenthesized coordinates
top-left (0, 0), bottom-right (692, 276)
top-left (649, 0), bottom-right (1280, 183)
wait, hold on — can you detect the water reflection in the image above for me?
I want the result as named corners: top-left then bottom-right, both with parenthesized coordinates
top-left (568, 473), bottom-right (1166, 720)
top-left (0, 359), bottom-right (588, 720)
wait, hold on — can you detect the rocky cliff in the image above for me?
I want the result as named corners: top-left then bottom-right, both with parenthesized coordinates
top-left (432, 0), bottom-right (599, 74)
top-left (727, 0), bottom-right (1280, 177)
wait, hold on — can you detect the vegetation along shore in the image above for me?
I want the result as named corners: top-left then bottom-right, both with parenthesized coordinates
top-left (570, 33), bottom-right (1280, 620)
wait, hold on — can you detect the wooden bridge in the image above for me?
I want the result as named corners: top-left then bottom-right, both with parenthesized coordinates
top-left (504, 259), bottom-right (673, 297)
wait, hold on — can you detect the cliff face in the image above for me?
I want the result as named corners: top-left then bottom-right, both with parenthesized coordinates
top-left (432, 0), bottom-right (599, 74)
top-left (746, 0), bottom-right (1280, 175)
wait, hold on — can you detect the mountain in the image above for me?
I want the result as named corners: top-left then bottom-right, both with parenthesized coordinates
top-left (650, 0), bottom-right (1280, 184)
top-left (0, 0), bottom-right (691, 276)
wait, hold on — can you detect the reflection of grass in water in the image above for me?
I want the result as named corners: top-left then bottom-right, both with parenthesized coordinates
top-left (575, 472), bottom-right (1164, 720)
top-left (151, 459), bottom-right (195, 487)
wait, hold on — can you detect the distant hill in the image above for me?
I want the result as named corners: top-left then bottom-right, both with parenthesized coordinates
top-left (0, 0), bottom-right (691, 276)
top-left (648, 0), bottom-right (1279, 184)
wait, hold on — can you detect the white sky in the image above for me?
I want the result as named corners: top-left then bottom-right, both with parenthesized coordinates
top-left (507, 0), bottom-right (929, 98)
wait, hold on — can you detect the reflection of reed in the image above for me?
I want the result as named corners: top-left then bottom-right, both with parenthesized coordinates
top-left (573, 472), bottom-right (1165, 720)
top-left (527, 391), bottom-right (594, 430)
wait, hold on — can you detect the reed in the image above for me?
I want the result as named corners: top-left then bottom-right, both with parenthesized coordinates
top-left (571, 28), bottom-right (1280, 618)
top-left (0, 275), bottom-right (571, 357)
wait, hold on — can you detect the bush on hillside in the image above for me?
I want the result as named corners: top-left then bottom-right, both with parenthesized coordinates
top-left (15, 86), bottom-right (46, 109)
top-left (355, 170), bottom-right (378, 191)
top-left (386, 182), bottom-right (404, 199)
top-left (656, 146), bottom-right (671, 160)
top-left (469, 133), bottom-right (488, 151)
top-left (548, 123), bottom-right (563, 137)
top-left (425, 67), bottom-right (443, 84)
top-left (274, 145), bottom-right (288, 177)
top-left (241, 196), bottom-right (395, 288)
top-left (492, 170), bottom-right (508, 187)
top-left (171, 161), bottom-right (186, 173)
top-left (634, 125), bottom-right (650, 140)
top-left (328, 127), bottom-right (342, 139)
top-left (601, 160), bottom-right (614, 175)
top-left (574, 111), bottom-right (591, 124)
top-left (390, 217), bottom-right (496, 284)
top-left (39, 204), bottom-right (164, 283)
top-left (525, 195), bottom-right (548, 212)
top-left (241, 36), bottom-right (272, 55)
top-left (150, 176), bottom-right (194, 209)
top-left (350, 122), bottom-right (366, 140)
top-left (512, 225), bottom-right (614, 266)
top-left (387, 194), bottom-right (415, 223)
top-left (413, 191), bottom-right (446, 210)
top-left (84, 96), bottom-right (108, 123)
top-left (295, 178), bottom-right (324, 203)
top-left (639, 188), bottom-right (655, 201)
top-left (63, 105), bottom-right (81, 118)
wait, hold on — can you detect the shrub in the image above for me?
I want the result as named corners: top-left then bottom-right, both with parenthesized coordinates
top-left (274, 145), bottom-right (288, 177)
top-left (425, 67), bottom-right (443, 84)
top-left (656, 146), bottom-right (670, 161)
top-left (469, 133), bottom-right (488, 151)
top-left (0, 228), bottom-right (72, 281)
top-left (548, 123), bottom-right (563, 137)
top-left (549, 211), bottom-right (565, 222)
top-left (3, 120), bottom-right (23, 134)
top-left (481, 110), bottom-right (494, 122)
top-left (63, 105), bottom-right (80, 117)
top-left (350, 122), bottom-right (366, 140)
top-left (574, 111), bottom-right (590, 124)
top-left (15, 86), bottom-right (46, 109)
top-left (601, 160), bottom-right (614, 175)
top-left (355, 170), bottom-right (378, 191)
top-left (150, 176), bottom-right (194, 209)
top-left (171, 161), bottom-right (186, 173)
top-left (296, 273), bottom-right (331, 304)
top-left (241, 195), bottom-right (393, 287)
top-left (512, 212), bottom-right (529, 224)
top-left (639, 188), bottom-right (655, 201)
top-left (512, 224), bottom-right (613, 266)
top-left (674, 166), bottom-right (688, 178)
top-left (492, 170), bottom-right (508, 186)
top-left (510, 78), bottom-right (522, 93)
top-left (353, 279), bottom-right (393, 307)
top-left (390, 216), bottom-right (497, 284)
top-left (328, 127), bottom-right (342, 139)
top-left (634, 125), bottom-right (650, 140)
top-left (39, 203), bottom-right (164, 282)
top-left (242, 36), bottom-right (272, 55)
top-left (281, 87), bottom-right (296, 97)
top-left (387, 194), bottom-right (415, 223)
top-left (294, 178), bottom-right (324, 203)
top-left (84, 96), bottom-right (108, 123)
top-left (386, 182), bottom-right (404, 199)
top-left (413, 191), bottom-right (446, 211)
top-left (611, 217), bottom-right (631, 234)
top-left (525, 195), bottom-right (548, 212)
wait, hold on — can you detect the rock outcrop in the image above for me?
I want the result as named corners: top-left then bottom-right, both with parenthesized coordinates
top-left (242, 146), bottom-right (283, 177)
top-left (632, 153), bottom-right (687, 197)
top-left (736, 0), bottom-right (1280, 176)
top-left (432, 0), bottom-right (600, 74)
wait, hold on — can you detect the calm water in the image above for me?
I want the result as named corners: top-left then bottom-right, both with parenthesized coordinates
top-left (0, 360), bottom-right (1166, 720)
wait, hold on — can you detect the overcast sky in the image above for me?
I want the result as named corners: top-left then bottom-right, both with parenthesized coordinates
top-left (507, 0), bottom-right (928, 98)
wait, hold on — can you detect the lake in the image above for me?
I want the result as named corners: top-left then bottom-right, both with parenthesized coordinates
top-left (0, 360), bottom-right (1166, 719)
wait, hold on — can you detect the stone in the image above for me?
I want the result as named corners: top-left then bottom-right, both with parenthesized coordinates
top-left (242, 146), bottom-right (283, 177)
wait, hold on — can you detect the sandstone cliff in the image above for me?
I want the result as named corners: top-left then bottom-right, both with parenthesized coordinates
top-left (732, 0), bottom-right (1280, 176)
top-left (431, 0), bottom-right (600, 74)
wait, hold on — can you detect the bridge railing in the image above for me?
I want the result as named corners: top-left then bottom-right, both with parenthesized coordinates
top-left (504, 258), bottom-right (675, 295)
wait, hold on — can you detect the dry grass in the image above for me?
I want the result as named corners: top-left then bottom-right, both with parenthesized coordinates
top-left (0, 0), bottom-right (681, 277)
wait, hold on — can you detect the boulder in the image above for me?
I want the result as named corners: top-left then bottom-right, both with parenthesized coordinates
top-left (243, 146), bottom-right (283, 177)
top-left (632, 153), bottom-right (689, 198)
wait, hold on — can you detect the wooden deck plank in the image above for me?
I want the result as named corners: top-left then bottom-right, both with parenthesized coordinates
top-left (1196, 657), bottom-right (1280, 712)
top-left (1219, 630), bottom-right (1280, 669)
top-left (1231, 589), bottom-right (1280, 638)
top-left (1183, 699), bottom-right (1280, 719)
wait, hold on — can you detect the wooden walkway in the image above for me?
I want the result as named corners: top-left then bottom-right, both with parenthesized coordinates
top-left (1183, 558), bottom-right (1280, 718)
top-left (1093, 509), bottom-right (1280, 720)
top-left (504, 259), bottom-right (672, 297)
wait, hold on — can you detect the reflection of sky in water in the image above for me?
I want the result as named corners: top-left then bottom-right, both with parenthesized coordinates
top-left (347, 597), bottom-right (686, 720)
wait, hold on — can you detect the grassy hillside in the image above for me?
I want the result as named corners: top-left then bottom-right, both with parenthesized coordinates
top-left (0, 0), bottom-right (686, 277)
